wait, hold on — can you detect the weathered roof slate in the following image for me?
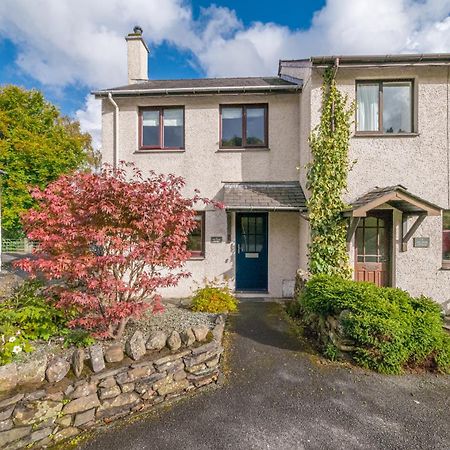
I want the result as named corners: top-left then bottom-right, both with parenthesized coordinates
top-left (93, 77), bottom-right (301, 96)
top-left (346, 185), bottom-right (441, 216)
top-left (223, 182), bottom-right (306, 211)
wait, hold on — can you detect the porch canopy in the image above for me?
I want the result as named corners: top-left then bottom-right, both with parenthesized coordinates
top-left (223, 181), bottom-right (307, 211)
top-left (344, 185), bottom-right (441, 251)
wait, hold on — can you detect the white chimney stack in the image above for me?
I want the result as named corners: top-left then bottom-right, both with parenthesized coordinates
top-left (125, 26), bottom-right (149, 84)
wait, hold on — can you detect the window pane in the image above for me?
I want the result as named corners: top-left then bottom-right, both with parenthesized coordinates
top-left (357, 84), bottom-right (379, 131)
top-left (443, 211), bottom-right (450, 261)
top-left (246, 107), bottom-right (265, 146)
top-left (383, 82), bottom-right (412, 133)
top-left (187, 214), bottom-right (203, 254)
top-left (222, 107), bottom-right (243, 147)
top-left (163, 108), bottom-right (184, 148)
top-left (142, 110), bottom-right (160, 146)
top-left (365, 227), bottom-right (377, 256)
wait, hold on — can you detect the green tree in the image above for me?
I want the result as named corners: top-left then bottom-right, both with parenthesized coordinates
top-left (0, 85), bottom-right (99, 237)
top-left (307, 68), bottom-right (353, 277)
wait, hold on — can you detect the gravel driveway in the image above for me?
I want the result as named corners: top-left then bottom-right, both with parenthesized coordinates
top-left (79, 301), bottom-right (450, 450)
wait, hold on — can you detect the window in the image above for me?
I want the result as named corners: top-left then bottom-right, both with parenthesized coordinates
top-left (187, 212), bottom-right (205, 257)
top-left (220, 104), bottom-right (268, 148)
top-left (139, 107), bottom-right (184, 149)
top-left (356, 81), bottom-right (413, 134)
top-left (443, 211), bottom-right (450, 266)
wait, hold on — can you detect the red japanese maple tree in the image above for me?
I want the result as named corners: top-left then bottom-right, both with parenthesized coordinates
top-left (17, 163), bottom-right (215, 339)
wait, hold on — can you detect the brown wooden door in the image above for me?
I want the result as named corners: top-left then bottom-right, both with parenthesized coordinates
top-left (354, 212), bottom-right (392, 287)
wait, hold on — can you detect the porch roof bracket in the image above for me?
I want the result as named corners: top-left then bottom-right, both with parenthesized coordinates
top-left (346, 217), bottom-right (361, 249)
top-left (401, 213), bottom-right (426, 252)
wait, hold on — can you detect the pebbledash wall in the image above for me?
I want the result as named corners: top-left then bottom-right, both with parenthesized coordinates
top-left (101, 93), bottom-right (307, 298)
top-left (0, 318), bottom-right (225, 449)
top-left (281, 63), bottom-right (450, 306)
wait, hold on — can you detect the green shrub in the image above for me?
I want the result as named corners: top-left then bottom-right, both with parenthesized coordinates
top-left (293, 274), bottom-right (450, 374)
top-left (0, 281), bottom-right (86, 364)
top-left (191, 280), bottom-right (238, 313)
top-left (62, 329), bottom-right (95, 348)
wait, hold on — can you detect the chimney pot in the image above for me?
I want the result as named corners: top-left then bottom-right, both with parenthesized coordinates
top-left (125, 27), bottom-right (149, 84)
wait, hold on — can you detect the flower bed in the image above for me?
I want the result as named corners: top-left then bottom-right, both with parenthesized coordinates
top-left (0, 315), bottom-right (226, 449)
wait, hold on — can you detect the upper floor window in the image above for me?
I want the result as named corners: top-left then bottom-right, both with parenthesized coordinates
top-left (443, 211), bottom-right (450, 266)
top-left (139, 107), bottom-right (184, 150)
top-left (220, 104), bottom-right (268, 148)
top-left (187, 212), bottom-right (205, 257)
top-left (356, 81), bottom-right (413, 134)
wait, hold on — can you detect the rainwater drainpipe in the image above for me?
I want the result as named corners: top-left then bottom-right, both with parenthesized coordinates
top-left (107, 93), bottom-right (119, 169)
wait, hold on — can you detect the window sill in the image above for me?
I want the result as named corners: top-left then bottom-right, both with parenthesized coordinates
top-left (135, 149), bottom-right (185, 154)
top-left (353, 133), bottom-right (419, 138)
top-left (217, 147), bottom-right (270, 153)
top-left (440, 263), bottom-right (450, 271)
top-left (188, 256), bottom-right (205, 261)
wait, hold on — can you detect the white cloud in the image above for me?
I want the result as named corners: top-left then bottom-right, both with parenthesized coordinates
top-left (75, 95), bottom-right (102, 150)
top-left (0, 0), bottom-right (448, 144)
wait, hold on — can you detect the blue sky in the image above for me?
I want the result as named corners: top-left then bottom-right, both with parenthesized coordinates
top-left (0, 0), bottom-right (448, 147)
top-left (0, 1), bottom-right (325, 117)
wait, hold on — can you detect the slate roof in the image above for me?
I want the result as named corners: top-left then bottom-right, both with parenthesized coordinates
top-left (223, 182), bottom-right (306, 211)
top-left (346, 185), bottom-right (441, 216)
top-left (93, 77), bottom-right (301, 96)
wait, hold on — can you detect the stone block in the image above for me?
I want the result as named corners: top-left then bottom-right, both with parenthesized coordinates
top-left (153, 350), bottom-right (190, 366)
top-left (0, 364), bottom-right (17, 393)
top-left (55, 414), bottom-right (72, 427)
top-left (104, 344), bottom-right (124, 363)
top-left (98, 377), bottom-right (116, 389)
top-left (0, 394), bottom-right (23, 411)
top-left (0, 426), bottom-right (31, 448)
top-left (74, 408), bottom-right (95, 427)
top-left (125, 331), bottom-right (146, 361)
top-left (167, 331), bottom-right (182, 351)
top-left (72, 348), bottom-right (85, 378)
top-left (0, 419), bottom-right (12, 432)
top-left (173, 370), bottom-right (187, 382)
top-left (146, 331), bottom-right (167, 351)
top-left (192, 325), bottom-right (209, 342)
top-left (96, 393), bottom-right (140, 419)
top-left (52, 426), bottom-right (80, 442)
top-left (212, 323), bottom-right (225, 342)
top-left (156, 379), bottom-right (189, 396)
top-left (120, 383), bottom-right (135, 393)
top-left (24, 390), bottom-right (46, 402)
top-left (89, 345), bottom-right (105, 373)
top-left (46, 358), bottom-right (70, 383)
top-left (99, 385), bottom-right (121, 400)
top-left (70, 382), bottom-right (97, 399)
top-left (155, 359), bottom-right (184, 374)
top-left (180, 328), bottom-right (195, 346)
top-left (30, 426), bottom-right (52, 442)
top-left (63, 394), bottom-right (100, 414)
top-left (0, 407), bottom-right (14, 423)
top-left (13, 400), bottom-right (62, 426)
top-left (16, 356), bottom-right (47, 386)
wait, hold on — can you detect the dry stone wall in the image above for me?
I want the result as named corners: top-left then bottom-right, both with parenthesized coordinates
top-left (0, 317), bottom-right (225, 449)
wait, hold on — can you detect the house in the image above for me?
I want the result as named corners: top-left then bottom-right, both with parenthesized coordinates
top-left (93, 28), bottom-right (450, 307)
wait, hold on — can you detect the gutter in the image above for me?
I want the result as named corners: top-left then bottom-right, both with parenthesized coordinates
top-left (92, 84), bottom-right (301, 97)
top-left (107, 93), bottom-right (119, 169)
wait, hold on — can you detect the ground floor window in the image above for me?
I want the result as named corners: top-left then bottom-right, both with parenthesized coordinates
top-left (443, 211), bottom-right (450, 266)
top-left (188, 212), bottom-right (205, 257)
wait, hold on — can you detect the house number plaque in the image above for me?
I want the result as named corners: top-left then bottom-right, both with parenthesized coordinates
top-left (413, 237), bottom-right (430, 248)
top-left (210, 236), bottom-right (223, 243)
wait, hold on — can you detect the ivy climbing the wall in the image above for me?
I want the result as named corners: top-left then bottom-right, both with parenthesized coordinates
top-left (307, 66), bottom-right (353, 278)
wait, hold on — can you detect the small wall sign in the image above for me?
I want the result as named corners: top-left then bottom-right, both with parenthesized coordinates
top-left (210, 236), bottom-right (223, 243)
top-left (413, 237), bottom-right (430, 248)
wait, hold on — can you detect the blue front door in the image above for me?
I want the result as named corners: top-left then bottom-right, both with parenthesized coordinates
top-left (236, 212), bottom-right (268, 291)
